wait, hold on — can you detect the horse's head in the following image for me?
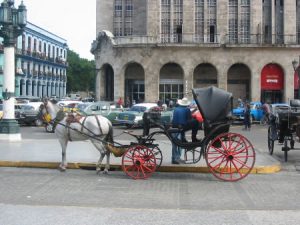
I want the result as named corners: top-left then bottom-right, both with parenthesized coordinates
top-left (40, 98), bottom-right (58, 123)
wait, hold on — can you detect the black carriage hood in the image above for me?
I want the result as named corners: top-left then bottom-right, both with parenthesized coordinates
top-left (192, 86), bottom-right (232, 123)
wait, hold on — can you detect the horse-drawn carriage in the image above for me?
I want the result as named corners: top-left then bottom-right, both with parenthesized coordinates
top-left (268, 100), bottom-right (300, 162)
top-left (41, 86), bottom-right (256, 182)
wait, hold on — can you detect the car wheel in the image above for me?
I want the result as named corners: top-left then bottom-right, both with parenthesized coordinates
top-left (34, 119), bottom-right (43, 127)
top-left (125, 124), bottom-right (134, 129)
top-left (45, 123), bottom-right (54, 133)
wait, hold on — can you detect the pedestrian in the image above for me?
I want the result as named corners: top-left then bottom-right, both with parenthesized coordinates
top-left (243, 103), bottom-right (251, 131)
top-left (237, 98), bottom-right (244, 108)
top-left (172, 97), bottom-right (200, 142)
top-left (125, 96), bottom-right (131, 108)
top-left (169, 99), bottom-right (174, 109)
top-left (261, 102), bottom-right (271, 125)
top-left (117, 97), bottom-right (123, 108)
top-left (157, 99), bottom-right (163, 107)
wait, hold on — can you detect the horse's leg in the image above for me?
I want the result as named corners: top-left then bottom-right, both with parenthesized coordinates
top-left (58, 137), bottom-right (68, 171)
top-left (103, 149), bottom-right (111, 174)
top-left (91, 140), bottom-right (106, 174)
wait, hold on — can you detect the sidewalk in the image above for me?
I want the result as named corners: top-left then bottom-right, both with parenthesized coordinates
top-left (0, 131), bottom-right (281, 174)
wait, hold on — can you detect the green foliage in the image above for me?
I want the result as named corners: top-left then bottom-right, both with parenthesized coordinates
top-left (66, 49), bottom-right (95, 93)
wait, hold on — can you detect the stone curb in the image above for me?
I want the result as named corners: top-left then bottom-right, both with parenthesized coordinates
top-left (0, 160), bottom-right (282, 174)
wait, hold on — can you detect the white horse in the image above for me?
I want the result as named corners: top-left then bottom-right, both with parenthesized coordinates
top-left (40, 99), bottom-right (113, 174)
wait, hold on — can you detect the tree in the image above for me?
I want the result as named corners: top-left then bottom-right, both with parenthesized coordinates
top-left (66, 50), bottom-right (95, 95)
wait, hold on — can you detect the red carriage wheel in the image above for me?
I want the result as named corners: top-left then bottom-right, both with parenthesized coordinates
top-left (205, 132), bottom-right (256, 182)
top-left (122, 145), bottom-right (157, 179)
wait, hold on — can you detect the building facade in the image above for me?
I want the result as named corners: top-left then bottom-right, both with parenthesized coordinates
top-left (0, 22), bottom-right (68, 99)
top-left (92, 0), bottom-right (300, 105)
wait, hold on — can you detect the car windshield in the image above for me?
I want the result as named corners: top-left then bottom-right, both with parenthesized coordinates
top-left (21, 105), bottom-right (34, 110)
top-left (78, 104), bottom-right (89, 111)
top-left (129, 106), bottom-right (147, 112)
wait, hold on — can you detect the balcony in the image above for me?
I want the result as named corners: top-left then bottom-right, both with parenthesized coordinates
top-left (16, 48), bottom-right (67, 66)
top-left (112, 33), bottom-right (300, 47)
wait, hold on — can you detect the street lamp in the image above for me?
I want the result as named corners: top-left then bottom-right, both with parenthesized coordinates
top-left (292, 56), bottom-right (300, 100)
top-left (0, 0), bottom-right (27, 141)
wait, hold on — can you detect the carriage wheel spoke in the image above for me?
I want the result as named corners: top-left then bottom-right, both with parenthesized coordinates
top-left (206, 132), bottom-right (256, 182)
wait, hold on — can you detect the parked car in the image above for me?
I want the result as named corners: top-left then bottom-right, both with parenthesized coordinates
top-left (82, 101), bottom-right (123, 124)
top-left (115, 103), bottom-right (173, 128)
top-left (17, 102), bottom-right (44, 126)
top-left (269, 103), bottom-right (290, 117)
top-left (232, 101), bottom-right (264, 122)
top-left (0, 104), bottom-right (3, 119)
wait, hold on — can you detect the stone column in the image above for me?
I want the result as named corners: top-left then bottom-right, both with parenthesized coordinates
top-left (183, 0), bottom-right (194, 43)
top-left (181, 63), bottom-right (194, 98)
top-left (147, 0), bottom-right (159, 39)
top-left (217, 0), bottom-right (228, 44)
top-left (144, 67), bottom-right (159, 102)
top-left (216, 63), bottom-right (227, 91)
top-left (284, 65), bottom-right (295, 102)
top-left (250, 65), bottom-right (261, 102)
top-left (251, 0), bottom-right (263, 44)
top-left (95, 70), bottom-right (101, 101)
top-left (284, 0), bottom-right (297, 44)
top-left (271, 0), bottom-right (276, 43)
top-left (114, 66), bottom-right (125, 102)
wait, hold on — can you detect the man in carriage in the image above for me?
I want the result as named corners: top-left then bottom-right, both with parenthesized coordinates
top-left (172, 97), bottom-right (200, 143)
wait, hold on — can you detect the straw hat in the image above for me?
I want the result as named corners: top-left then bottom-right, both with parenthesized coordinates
top-left (177, 97), bottom-right (191, 106)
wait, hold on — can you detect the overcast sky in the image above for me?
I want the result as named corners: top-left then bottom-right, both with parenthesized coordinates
top-left (15, 0), bottom-right (96, 60)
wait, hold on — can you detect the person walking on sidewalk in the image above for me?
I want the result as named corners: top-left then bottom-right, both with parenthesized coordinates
top-left (243, 103), bottom-right (251, 131)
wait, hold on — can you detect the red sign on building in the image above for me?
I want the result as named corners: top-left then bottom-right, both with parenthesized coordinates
top-left (261, 64), bottom-right (284, 90)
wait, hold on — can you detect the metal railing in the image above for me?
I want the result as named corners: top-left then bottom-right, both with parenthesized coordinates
top-left (113, 33), bottom-right (300, 46)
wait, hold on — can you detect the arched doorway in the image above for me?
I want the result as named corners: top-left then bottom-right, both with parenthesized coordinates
top-left (193, 63), bottom-right (217, 88)
top-left (227, 64), bottom-right (251, 105)
top-left (159, 63), bottom-right (184, 104)
top-left (125, 63), bottom-right (145, 104)
top-left (101, 64), bottom-right (114, 101)
top-left (261, 64), bottom-right (284, 103)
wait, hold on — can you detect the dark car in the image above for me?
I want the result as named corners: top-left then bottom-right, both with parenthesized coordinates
top-left (17, 102), bottom-right (43, 126)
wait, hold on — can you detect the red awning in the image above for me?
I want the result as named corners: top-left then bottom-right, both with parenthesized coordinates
top-left (261, 64), bottom-right (284, 90)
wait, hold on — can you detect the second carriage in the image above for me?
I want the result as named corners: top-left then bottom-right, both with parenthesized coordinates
top-left (267, 100), bottom-right (300, 162)
top-left (109, 86), bottom-right (256, 182)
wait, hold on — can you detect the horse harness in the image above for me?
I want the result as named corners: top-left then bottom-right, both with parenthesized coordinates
top-left (65, 113), bottom-right (105, 142)
top-left (42, 101), bottom-right (105, 142)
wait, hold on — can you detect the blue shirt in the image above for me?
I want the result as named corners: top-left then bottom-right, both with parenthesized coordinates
top-left (172, 106), bottom-right (191, 126)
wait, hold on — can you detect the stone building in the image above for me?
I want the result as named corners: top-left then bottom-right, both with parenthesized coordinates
top-left (92, 0), bottom-right (300, 105)
top-left (0, 22), bottom-right (68, 99)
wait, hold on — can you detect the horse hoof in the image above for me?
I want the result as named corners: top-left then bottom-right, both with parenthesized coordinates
top-left (59, 166), bottom-right (66, 172)
top-left (96, 169), bottom-right (101, 175)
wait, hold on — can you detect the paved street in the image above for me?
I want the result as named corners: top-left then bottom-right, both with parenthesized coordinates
top-left (0, 124), bottom-right (300, 225)
top-left (0, 167), bottom-right (300, 225)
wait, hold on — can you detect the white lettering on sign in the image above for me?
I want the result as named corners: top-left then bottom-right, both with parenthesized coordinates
top-left (266, 79), bottom-right (278, 83)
